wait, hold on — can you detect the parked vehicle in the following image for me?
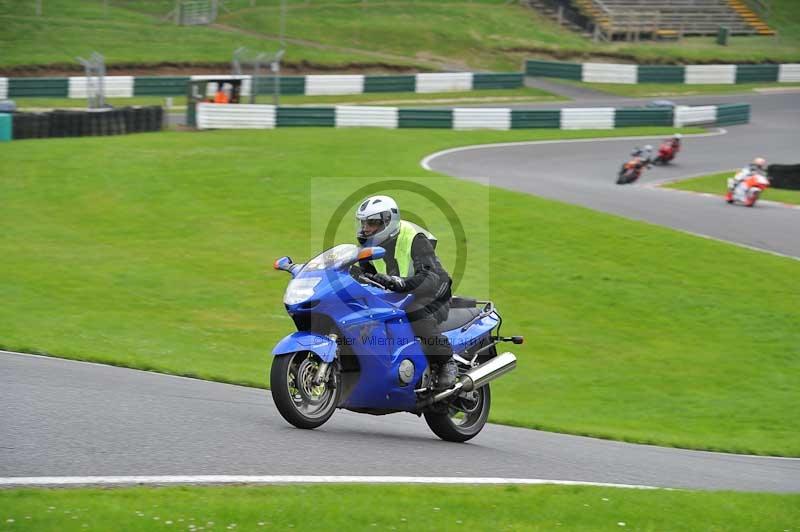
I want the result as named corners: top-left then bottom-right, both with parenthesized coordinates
top-left (270, 244), bottom-right (521, 442)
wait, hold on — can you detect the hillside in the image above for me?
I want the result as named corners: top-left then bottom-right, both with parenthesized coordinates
top-left (1, 0), bottom-right (798, 75)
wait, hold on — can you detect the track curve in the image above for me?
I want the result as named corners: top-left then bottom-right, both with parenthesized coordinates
top-left (425, 92), bottom-right (800, 259)
top-left (3, 352), bottom-right (799, 492)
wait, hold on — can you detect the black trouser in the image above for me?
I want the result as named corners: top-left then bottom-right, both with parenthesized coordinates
top-left (410, 314), bottom-right (452, 365)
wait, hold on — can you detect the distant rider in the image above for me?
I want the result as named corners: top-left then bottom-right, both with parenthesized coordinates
top-left (726, 157), bottom-right (769, 202)
top-left (352, 195), bottom-right (458, 389)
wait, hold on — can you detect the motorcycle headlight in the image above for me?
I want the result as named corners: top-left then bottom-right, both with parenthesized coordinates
top-left (284, 278), bottom-right (321, 305)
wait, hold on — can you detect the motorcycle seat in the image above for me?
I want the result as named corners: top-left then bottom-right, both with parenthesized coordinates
top-left (439, 307), bottom-right (482, 332)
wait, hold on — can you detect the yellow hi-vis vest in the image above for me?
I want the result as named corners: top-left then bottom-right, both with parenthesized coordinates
top-left (373, 220), bottom-right (436, 277)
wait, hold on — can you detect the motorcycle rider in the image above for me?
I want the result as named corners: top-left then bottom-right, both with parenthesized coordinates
top-left (631, 145), bottom-right (653, 165)
top-left (352, 195), bottom-right (458, 389)
top-left (726, 157), bottom-right (769, 203)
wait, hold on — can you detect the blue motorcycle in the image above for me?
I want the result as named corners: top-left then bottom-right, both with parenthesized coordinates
top-left (271, 244), bottom-right (521, 442)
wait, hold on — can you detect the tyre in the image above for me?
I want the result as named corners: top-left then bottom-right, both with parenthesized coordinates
top-left (424, 384), bottom-right (491, 442)
top-left (270, 351), bottom-right (340, 429)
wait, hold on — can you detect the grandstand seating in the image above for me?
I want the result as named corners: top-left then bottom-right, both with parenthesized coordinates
top-left (568, 0), bottom-right (775, 40)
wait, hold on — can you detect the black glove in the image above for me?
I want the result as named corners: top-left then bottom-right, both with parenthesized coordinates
top-left (350, 263), bottom-right (365, 279)
top-left (370, 273), bottom-right (407, 292)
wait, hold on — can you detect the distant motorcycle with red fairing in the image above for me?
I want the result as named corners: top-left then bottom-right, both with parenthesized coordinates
top-left (652, 135), bottom-right (682, 165)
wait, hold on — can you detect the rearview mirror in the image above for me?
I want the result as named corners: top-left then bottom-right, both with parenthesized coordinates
top-left (273, 256), bottom-right (293, 272)
top-left (357, 246), bottom-right (385, 262)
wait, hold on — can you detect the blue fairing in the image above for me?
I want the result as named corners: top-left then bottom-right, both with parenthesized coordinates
top-left (272, 332), bottom-right (337, 362)
top-left (271, 244), bottom-right (501, 413)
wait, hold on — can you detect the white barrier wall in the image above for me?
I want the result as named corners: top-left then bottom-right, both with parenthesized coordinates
top-left (68, 76), bottom-right (135, 98)
top-left (560, 107), bottom-right (615, 130)
top-left (192, 75), bottom-right (253, 97)
top-left (415, 73), bottom-right (472, 93)
top-left (197, 103), bottom-right (276, 129)
top-left (453, 108), bottom-right (511, 130)
top-left (335, 106), bottom-right (398, 128)
top-left (582, 63), bottom-right (637, 84)
top-left (674, 105), bottom-right (717, 127)
top-left (684, 65), bottom-right (736, 85)
top-left (0, 78), bottom-right (7, 100)
top-left (306, 75), bottom-right (364, 96)
top-left (778, 64), bottom-right (800, 83)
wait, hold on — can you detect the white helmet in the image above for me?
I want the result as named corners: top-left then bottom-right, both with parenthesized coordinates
top-left (673, 133), bottom-right (682, 140)
top-left (644, 144), bottom-right (653, 151)
top-left (752, 157), bottom-right (767, 171)
top-left (355, 195), bottom-right (400, 246)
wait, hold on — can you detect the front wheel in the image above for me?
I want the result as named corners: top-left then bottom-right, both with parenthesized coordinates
top-left (270, 352), bottom-right (340, 429)
top-left (424, 384), bottom-right (491, 442)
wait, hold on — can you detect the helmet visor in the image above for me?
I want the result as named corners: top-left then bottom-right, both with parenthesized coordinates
top-left (356, 212), bottom-right (390, 241)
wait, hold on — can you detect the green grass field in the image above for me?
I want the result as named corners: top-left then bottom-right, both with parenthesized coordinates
top-left (11, 87), bottom-right (563, 111)
top-left (1, 484), bottom-right (799, 531)
top-left (2, 0), bottom-right (799, 72)
top-left (665, 170), bottom-right (800, 205)
top-left (2, 127), bottom-right (799, 457)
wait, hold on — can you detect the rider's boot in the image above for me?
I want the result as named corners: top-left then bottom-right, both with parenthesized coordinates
top-left (436, 359), bottom-right (458, 389)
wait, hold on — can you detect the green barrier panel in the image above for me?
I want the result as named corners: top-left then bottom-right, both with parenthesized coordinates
top-left (735, 64), bottom-right (779, 83)
top-left (614, 108), bottom-right (673, 127)
top-left (637, 65), bottom-right (685, 84)
top-left (715, 103), bottom-right (750, 126)
top-left (133, 76), bottom-right (190, 96)
top-left (9, 77), bottom-right (69, 98)
top-left (398, 109), bottom-right (453, 129)
top-left (276, 106), bottom-right (335, 127)
top-left (254, 76), bottom-right (306, 95)
top-left (0, 113), bottom-right (11, 141)
top-left (472, 73), bottom-right (524, 90)
top-left (510, 110), bottom-right (560, 129)
top-left (364, 75), bottom-right (416, 93)
top-left (525, 60), bottom-right (582, 80)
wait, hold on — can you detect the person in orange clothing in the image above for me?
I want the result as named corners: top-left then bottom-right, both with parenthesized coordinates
top-left (213, 83), bottom-right (230, 104)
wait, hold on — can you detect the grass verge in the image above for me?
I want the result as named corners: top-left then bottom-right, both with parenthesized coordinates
top-left (2, 126), bottom-right (799, 457)
top-left (1, 484), bottom-right (799, 531)
top-left (664, 170), bottom-right (800, 205)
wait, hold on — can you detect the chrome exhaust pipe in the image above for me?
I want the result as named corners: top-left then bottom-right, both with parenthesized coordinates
top-left (459, 352), bottom-right (517, 392)
top-left (418, 352), bottom-right (517, 408)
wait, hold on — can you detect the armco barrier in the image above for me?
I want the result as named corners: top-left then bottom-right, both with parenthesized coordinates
top-left (9, 77), bottom-right (69, 98)
top-left (397, 109), bottom-right (453, 129)
top-left (4, 72), bottom-right (524, 99)
top-left (10, 106), bottom-right (163, 141)
top-left (526, 60), bottom-right (582, 80)
top-left (0, 78), bottom-right (7, 100)
top-left (195, 103), bottom-right (749, 130)
top-left (276, 107), bottom-right (335, 127)
top-left (615, 108), bottom-right (673, 127)
top-left (510, 110), bottom-right (560, 129)
top-left (715, 103), bottom-right (750, 126)
top-left (525, 59), bottom-right (800, 85)
top-left (364, 75), bottom-right (416, 93)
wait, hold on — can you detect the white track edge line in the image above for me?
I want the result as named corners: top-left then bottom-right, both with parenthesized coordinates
top-left (420, 128), bottom-right (727, 171)
top-left (0, 475), bottom-right (663, 490)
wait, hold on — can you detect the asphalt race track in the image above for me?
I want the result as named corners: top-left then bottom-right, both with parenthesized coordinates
top-left (2, 351), bottom-right (800, 492)
top-left (425, 92), bottom-right (800, 259)
top-left (2, 90), bottom-right (799, 494)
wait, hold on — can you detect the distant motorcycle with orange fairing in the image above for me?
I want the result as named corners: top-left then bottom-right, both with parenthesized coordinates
top-left (725, 158), bottom-right (770, 207)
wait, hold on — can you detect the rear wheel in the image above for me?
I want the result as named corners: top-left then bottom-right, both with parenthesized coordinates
top-left (270, 352), bottom-right (340, 429)
top-left (424, 384), bottom-right (491, 442)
